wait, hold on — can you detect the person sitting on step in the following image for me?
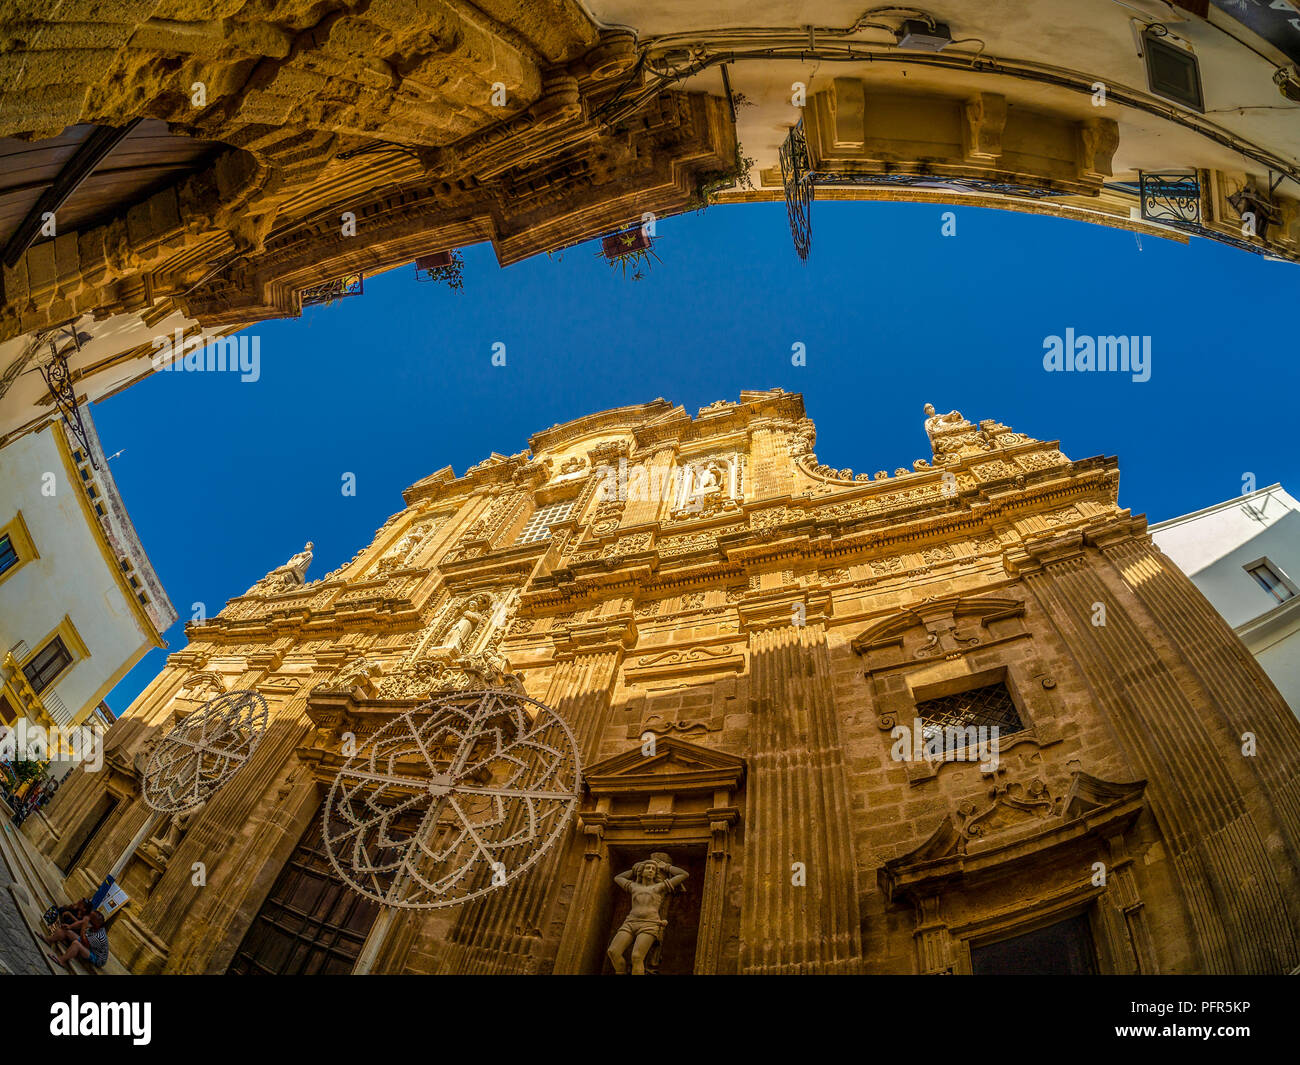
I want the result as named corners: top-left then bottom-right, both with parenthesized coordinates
top-left (45, 909), bottom-right (109, 969)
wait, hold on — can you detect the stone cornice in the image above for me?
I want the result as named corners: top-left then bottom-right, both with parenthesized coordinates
top-left (549, 615), bottom-right (638, 661)
top-left (583, 736), bottom-right (745, 797)
top-left (529, 399), bottom-right (677, 454)
top-left (1085, 514), bottom-right (1151, 549)
top-left (513, 455), bottom-right (1121, 608)
top-left (188, 584), bottom-right (423, 645)
top-left (737, 589), bottom-right (833, 633)
top-left (1003, 532), bottom-right (1089, 576)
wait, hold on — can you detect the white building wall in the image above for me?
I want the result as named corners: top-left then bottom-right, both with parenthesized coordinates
top-left (1151, 484), bottom-right (1300, 717)
top-left (0, 424), bottom-right (152, 725)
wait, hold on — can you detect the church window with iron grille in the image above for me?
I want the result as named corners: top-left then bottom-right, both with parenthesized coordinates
top-left (515, 499), bottom-right (577, 545)
top-left (915, 682), bottom-right (1025, 746)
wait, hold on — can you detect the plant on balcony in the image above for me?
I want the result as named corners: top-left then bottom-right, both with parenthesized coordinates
top-left (414, 250), bottom-right (465, 290)
top-left (599, 227), bottom-right (660, 281)
top-left (694, 141), bottom-right (757, 210)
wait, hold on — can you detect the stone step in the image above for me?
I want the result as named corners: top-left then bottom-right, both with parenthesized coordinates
top-left (0, 823), bottom-right (66, 974)
top-left (0, 820), bottom-right (128, 975)
top-left (6, 883), bottom-right (67, 974)
top-left (4, 821), bottom-right (65, 904)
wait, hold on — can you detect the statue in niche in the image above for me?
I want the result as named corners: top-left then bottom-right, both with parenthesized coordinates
top-left (675, 460), bottom-right (736, 519)
top-left (606, 852), bottom-right (688, 975)
top-left (147, 809), bottom-right (193, 861)
top-left (696, 462), bottom-right (725, 497)
top-left (374, 528), bottom-right (422, 576)
top-left (444, 595), bottom-right (491, 653)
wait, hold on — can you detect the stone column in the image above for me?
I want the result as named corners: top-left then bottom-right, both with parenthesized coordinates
top-left (1013, 530), bottom-right (1300, 973)
top-left (136, 665), bottom-right (326, 973)
top-left (32, 661), bottom-right (190, 868)
top-left (32, 719), bottom-right (139, 867)
top-left (1099, 531), bottom-right (1300, 851)
top-left (913, 895), bottom-right (954, 975)
top-left (695, 814), bottom-right (735, 974)
top-left (738, 615), bottom-right (864, 973)
top-left (550, 819), bottom-right (609, 974)
top-left (1094, 831), bottom-right (1157, 974)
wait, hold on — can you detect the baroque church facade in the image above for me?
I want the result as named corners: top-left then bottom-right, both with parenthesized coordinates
top-left (25, 390), bottom-right (1300, 974)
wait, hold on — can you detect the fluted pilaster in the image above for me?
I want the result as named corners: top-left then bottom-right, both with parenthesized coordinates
top-left (1019, 535), bottom-right (1299, 972)
top-left (739, 622), bottom-right (863, 973)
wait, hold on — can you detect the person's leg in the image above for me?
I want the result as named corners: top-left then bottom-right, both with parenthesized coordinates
top-left (629, 932), bottom-right (656, 975)
top-left (42, 925), bottom-right (72, 946)
top-left (57, 939), bottom-right (90, 965)
top-left (606, 930), bottom-right (633, 974)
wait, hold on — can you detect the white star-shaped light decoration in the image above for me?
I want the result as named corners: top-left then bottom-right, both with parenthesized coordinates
top-left (142, 690), bottom-right (269, 814)
top-left (323, 689), bottom-right (582, 909)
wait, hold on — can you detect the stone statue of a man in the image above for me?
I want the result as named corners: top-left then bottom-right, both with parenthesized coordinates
top-left (606, 852), bottom-right (688, 975)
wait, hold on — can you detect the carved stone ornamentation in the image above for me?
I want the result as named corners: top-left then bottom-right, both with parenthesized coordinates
top-left (372, 520), bottom-right (440, 577)
top-left (316, 657), bottom-right (383, 695)
top-left (246, 541), bottom-right (314, 595)
top-left (41, 393), bottom-right (1300, 979)
top-left (671, 454), bottom-right (743, 520)
top-left (376, 650), bottom-right (523, 700)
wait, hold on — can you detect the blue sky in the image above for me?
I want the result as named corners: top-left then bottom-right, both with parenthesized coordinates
top-left (93, 198), bottom-right (1300, 711)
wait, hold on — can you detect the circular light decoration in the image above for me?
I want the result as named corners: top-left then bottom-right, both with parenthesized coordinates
top-left (323, 688), bottom-right (582, 909)
top-left (142, 690), bottom-right (269, 814)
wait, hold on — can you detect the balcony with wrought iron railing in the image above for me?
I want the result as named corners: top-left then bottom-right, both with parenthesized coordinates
top-left (299, 273), bottom-right (364, 309)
